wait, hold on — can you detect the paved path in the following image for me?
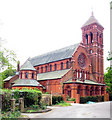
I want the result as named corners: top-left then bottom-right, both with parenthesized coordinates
top-left (22, 101), bottom-right (111, 118)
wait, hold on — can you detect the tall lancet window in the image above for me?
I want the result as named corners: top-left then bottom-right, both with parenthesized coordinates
top-left (20, 72), bottom-right (22, 79)
top-left (45, 66), bottom-right (47, 72)
top-left (66, 61), bottom-right (69, 69)
top-left (32, 73), bottom-right (34, 79)
top-left (97, 32), bottom-right (99, 42)
top-left (61, 62), bottom-right (63, 70)
top-left (25, 72), bottom-right (28, 79)
top-left (80, 72), bottom-right (82, 78)
top-left (50, 65), bottom-right (52, 72)
top-left (90, 32), bottom-right (93, 43)
top-left (85, 73), bottom-right (87, 79)
top-left (55, 64), bottom-right (57, 71)
top-left (77, 71), bottom-right (79, 78)
top-left (86, 34), bottom-right (88, 44)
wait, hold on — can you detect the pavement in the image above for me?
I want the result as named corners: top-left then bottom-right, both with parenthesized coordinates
top-left (21, 101), bottom-right (111, 118)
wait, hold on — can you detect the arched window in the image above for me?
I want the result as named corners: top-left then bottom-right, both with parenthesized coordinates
top-left (37, 67), bottom-right (39, 73)
top-left (100, 34), bottom-right (102, 44)
top-left (101, 87), bottom-right (104, 95)
top-left (89, 49), bottom-right (93, 54)
top-left (77, 71), bottom-right (79, 78)
top-left (77, 86), bottom-right (81, 94)
top-left (90, 86), bottom-right (93, 96)
top-left (85, 86), bottom-right (88, 96)
top-left (55, 64), bottom-right (57, 71)
top-left (86, 34), bottom-right (88, 44)
top-left (25, 72), bottom-right (28, 79)
top-left (90, 32), bottom-right (93, 43)
top-left (97, 32), bottom-right (99, 42)
top-left (95, 87), bottom-right (98, 95)
top-left (41, 66), bottom-right (43, 73)
top-left (66, 61), bottom-right (69, 69)
top-left (45, 66), bottom-right (47, 72)
top-left (32, 73), bottom-right (34, 79)
top-left (80, 72), bottom-right (82, 78)
top-left (85, 73), bottom-right (87, 79)
top-left (61, 62), bottom-right (63, 70)
top-left (50, 65), bottom-right (52, 72)
top-left (20, 72), bottom-right (22, 79)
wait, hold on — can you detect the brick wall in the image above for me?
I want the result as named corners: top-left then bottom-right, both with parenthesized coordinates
top-left (34, 58), bottom-right (71, 74)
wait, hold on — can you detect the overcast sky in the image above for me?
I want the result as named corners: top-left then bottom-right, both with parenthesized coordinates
top-left (0, 0), bottom-right (111, 72)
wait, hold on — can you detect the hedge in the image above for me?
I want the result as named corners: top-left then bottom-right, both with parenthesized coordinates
top-left (80, 95), bottom-right (104, 104)
top-left (1, 89), bottom-right (12, 111)
top-left (1, 88), bottom-right (42, 111)
top-left (109, 94), bottom-right (112, 101)
top-left (52, 96), bottom-right (63, 105)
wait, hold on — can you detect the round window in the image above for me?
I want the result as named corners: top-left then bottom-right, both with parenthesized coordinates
top-left (78, 53), bottom-right (87, 68)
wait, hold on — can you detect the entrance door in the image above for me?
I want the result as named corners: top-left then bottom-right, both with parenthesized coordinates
top-left (67, 90), bottom-right (71, 98)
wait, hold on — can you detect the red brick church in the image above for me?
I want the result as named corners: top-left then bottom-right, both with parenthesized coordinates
top-left (4, 13), bottom-right (107, 102)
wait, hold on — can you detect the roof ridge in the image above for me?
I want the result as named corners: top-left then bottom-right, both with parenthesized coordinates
top-left (20, 59), bottom-right (36, 71)
top-left (31, 43), bottom-right (79, 60)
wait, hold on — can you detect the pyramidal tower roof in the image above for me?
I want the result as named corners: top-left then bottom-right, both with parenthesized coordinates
top-left (20, 58), bottom-right (36, 71)
top-left (82, 12), bottom-right (103, 28)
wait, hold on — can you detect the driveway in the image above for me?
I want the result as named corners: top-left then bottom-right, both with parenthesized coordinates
top-left (22, 101), bottom-right (111, 118)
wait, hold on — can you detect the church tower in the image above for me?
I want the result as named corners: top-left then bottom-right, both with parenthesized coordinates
top-left (81, 12), bottom-right (104, 84)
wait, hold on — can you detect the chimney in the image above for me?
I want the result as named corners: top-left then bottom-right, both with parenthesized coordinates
top-left (17, 61), bottom-right (20, 72)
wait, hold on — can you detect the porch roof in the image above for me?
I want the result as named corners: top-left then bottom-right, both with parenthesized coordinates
top-left (64, 79), bottom-right (105, 86)
top-left (37, 69), bottom-right (70, 80)
top-left (3, 76), bottom-right (14, 82)
top-left (12, 79), bottom-right (42, 87)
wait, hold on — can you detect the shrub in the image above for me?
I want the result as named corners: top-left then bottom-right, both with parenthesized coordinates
top-left (44, 92), bottom-right (49, 94)
top-left (67, 98), bottom-right (76, 102)
top-left (57, 101), bottom-right (71, 106)
top-left (2, 111), bottom-right (21, 119)
top-left (1, 88), bottom-right (42, 111)
top-left (109, 94), bottom-right (112, 101)
top-left (80, 96), bottom-right (87, 104)
top-left (18, 88), bottom-right (42, 107)
top-left (1, 89), bottom-right (12, 111)
top-left (80, 95), bottom-right (104, 104)
top-left (52, 96), bottom-right (63, 105)
top-left (40, 102), bottom-right (47, 110)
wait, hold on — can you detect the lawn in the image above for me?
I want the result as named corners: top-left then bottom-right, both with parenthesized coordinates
top-left (55, 101), bottom-right (71, 107)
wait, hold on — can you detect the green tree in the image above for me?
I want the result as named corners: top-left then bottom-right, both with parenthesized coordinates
top-left (0, 48), bottom-right (16, 70)
top-left (0, 67), bottom-right (16, 80)
top-left (0, 45), bottom-right (17, 88)
top-left (110, 1), bottom-right (112, 9)
top-left (104, 51), bottom-right (112, 95)
top-left (104, 67), bottom-right (112, 94)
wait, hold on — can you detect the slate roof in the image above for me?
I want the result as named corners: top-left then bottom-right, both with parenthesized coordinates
top-left (37, 69), bottom-right (70, 80)
top-left (3, 76), bottom-right (14, 82)
top-left (82, 14), bottom-right (103, 28)
top-left (20, 59), bottom-right (36, 71)
top-left (30, 43), bottom-right (79, 66)
top-left (12, 79), bottom-right (42, 87)
top-left (64, 79), bottom-right (105, 86)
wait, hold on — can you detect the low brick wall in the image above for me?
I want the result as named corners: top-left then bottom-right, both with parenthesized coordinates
top-left (66, 101), bottom-right (74, 103)
top-left (41, 94), bottom-right (52, 106)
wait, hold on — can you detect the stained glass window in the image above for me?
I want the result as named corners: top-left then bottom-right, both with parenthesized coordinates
top-left (78, 53), bottom-right (86, 68)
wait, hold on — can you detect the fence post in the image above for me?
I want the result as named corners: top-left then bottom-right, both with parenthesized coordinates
top-left (51, 91), bottom-right (52, 105)
top-left (19, 98), bottom-right (24, 112)
top-left (11, 98), bottom-right (15, 112)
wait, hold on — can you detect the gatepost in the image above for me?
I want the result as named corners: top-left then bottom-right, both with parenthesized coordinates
top-left (11, 98), bottom-right (15, 112)
top-left (19, 98), bottom-right (24, 112)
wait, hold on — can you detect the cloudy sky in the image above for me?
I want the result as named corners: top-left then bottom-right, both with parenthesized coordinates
top-left (0, 0), bottom-right (111, 72)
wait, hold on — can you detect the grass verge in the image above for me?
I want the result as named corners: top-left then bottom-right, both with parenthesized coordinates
top-left (55, 101), bottom-right (71, 107)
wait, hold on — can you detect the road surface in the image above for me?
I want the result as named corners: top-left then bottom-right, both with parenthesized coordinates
top-left (22, 101), bottom-right (111, 118)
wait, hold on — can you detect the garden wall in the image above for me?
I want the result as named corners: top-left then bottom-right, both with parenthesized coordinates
top-left (41, 94), bottom-right (52, 106)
